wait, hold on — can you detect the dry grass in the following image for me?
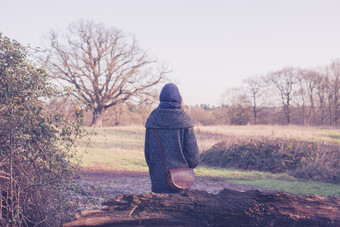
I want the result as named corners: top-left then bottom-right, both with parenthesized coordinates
top-left (195, 125), bottom-right (340, 151)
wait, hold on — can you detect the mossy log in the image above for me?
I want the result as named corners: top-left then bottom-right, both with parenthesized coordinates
top-left (64, 189), bottom-right (340, 227)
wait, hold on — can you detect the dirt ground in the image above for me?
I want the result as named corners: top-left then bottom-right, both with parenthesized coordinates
top-left (72, 168), bottom-right (276, 212)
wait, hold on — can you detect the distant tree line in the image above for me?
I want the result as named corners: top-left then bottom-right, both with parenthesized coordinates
top-left (191, 60), bottom-right (340, 126)
top-left (49, 59), bottom-right (340, 127)
top-left (236, 60), bottom-right (340, 126)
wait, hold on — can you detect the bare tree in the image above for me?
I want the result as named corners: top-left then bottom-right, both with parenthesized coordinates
top-left (326, 77), bottom-right (334, 126)
top-left (299, 69), bottom-right (326, 125)
top-left (44, 20), bottom-right (167, 127)
top-left (244, 75), bottom-right (263, 124)
top-left (267, 67), bottom-right (297, 125)
top-left (294, 70), bottom-right (308, 125)
top-left (314, 69), bottom-right (328, 125)
top-left (220, 87), bottom-right (249, 107)
top-left (112, 103), bottom-right (124, 126)
top-left (329, 59), bottom-right (340, 126)
top-left (221, 87), bottom-right (250, 125)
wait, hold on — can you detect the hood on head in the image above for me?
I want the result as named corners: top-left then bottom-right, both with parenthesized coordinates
top-left (159, 83), bottom-right (182, 109)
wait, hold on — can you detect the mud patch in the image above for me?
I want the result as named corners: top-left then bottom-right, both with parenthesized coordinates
top-left (72, 168), bottom-right (277, 212)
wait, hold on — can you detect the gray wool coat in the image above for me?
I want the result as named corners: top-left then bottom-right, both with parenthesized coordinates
top-left (144, 107), bottom-right (200, 193)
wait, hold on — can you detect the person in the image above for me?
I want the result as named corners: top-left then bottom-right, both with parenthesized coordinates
top-left (144, 83), bottom-right (200, 193)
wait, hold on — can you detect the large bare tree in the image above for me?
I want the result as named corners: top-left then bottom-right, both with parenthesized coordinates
top-left (45, 20), bottom-right (167, 127)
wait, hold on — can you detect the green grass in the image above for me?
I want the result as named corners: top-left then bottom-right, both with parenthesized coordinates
top-left (76, 127), bottom-right (148, 171)
top-left (195, 166), bottom-right (340, 196)
top-left (230, 179), bottom-right (340, 197)
top-left (75, 126), bottom-right (340, 196)
top-left (322, 128), bottom-right (340, 144)
top-left (195, 166), bottom-right (295, 180)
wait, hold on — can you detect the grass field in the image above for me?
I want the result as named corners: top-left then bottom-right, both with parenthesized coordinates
top-left (77, 127), bottom-right (148, 172)
top-left (76, 125), bottom-right (340, 196)
top-left (195, 125), bottom-right (340, 150)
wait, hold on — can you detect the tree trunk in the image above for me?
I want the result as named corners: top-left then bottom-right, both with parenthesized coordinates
top-left (283, 104), bottom-right (291, 125)
top-left (64, 189), bottom-right (340, 227)
top-left (253, 95), bottom-right (257, 124)
top-left (90, 107), bottom-right (107, 127)
top-left (328, 95), bottom-right (333, 126)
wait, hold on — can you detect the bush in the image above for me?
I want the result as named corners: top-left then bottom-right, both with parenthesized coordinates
top-left (0, 36), bottom-right (82, 226)
top-left (200, 137), bottom-right (340, 184)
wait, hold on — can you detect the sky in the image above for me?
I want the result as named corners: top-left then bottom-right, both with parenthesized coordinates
top-left (1, 0), bottom-right (340, 106)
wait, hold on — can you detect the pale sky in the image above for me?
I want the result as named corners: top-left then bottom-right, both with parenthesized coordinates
top-left (1, 0), bottom-right (340, 106)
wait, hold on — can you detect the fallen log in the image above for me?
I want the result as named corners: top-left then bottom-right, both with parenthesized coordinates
top-left (64, 189), bottom-right (340, 227)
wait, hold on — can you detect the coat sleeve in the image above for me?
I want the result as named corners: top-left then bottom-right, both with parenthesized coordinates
top-left (144, 129), bottom-right (150, 167)
top-left (183, 127), bottom-right (200, 168)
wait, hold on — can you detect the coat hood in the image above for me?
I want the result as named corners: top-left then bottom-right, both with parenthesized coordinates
top-left (158, 83), bottom-right (182, 109)
top-left (145, 107), bottom-right (194, 129)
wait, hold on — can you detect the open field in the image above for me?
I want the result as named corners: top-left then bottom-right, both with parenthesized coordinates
top-left (77, 127), bottom-right (148, 172)
top-left (75, 125), bottom-right (340, 196)
top-left (195, 125), bottom-right (340, 150)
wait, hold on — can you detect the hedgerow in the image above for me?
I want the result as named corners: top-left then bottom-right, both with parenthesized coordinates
top-left (0, 35), bottom-right (83, 226)
top-left (200, 137), bottom-right (340, 184)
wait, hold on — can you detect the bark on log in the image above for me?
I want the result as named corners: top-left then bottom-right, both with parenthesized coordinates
top-left (64, 189), bottom-right (340, 227)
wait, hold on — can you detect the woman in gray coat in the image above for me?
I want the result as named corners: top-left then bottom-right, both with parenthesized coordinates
top-left (144, 83), bottom-right (200, 193)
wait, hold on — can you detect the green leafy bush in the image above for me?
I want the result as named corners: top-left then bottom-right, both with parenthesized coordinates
top-left (0, 36), bottom-right (83, 226)
top-left (200, 137), bottom-right (340, 184)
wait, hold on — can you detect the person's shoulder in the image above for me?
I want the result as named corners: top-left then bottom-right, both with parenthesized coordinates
top-left (172, 108), bottom-right (195, 128)
top-left (145, 107), bottom-right (194, 129)
top-left (178, 109), bottom-right (194, 123)
top-left (145, 108), bottom-right (158, 127)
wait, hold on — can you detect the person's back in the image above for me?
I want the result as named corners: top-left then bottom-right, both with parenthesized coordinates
top-left (144, 83), bottom-right (200, 193)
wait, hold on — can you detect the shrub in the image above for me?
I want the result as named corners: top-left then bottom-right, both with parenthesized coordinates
top-left (0, 36), bottom-right (82, 226)
top-left (200, 137), bottom-right (340, 184)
